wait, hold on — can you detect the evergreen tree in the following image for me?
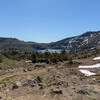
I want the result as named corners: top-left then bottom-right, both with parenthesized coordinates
top-left (30, 52), bottom-right (38, 63)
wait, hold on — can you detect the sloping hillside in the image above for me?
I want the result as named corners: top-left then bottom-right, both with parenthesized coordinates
top-left (0, 37), bottom-right (48, 50)
top-left (49, 31), bottom-right (100, 50)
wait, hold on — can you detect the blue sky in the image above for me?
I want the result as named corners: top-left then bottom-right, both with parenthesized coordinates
top-left (0, 0), bottom-right (100, 43)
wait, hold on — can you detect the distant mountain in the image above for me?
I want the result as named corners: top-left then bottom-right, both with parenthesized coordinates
top-left (0, 37), bottom-right (48, 50)
top-left (49, 31), bottom-right (100, 50)
top-left (0, 31), bottom-right (100, 51)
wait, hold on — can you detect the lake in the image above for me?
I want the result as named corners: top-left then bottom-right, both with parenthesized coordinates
top-left (33, 49), bottom-right (70, 53)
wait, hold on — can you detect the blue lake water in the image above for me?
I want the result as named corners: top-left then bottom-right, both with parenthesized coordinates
top-left (33, 49), bottom-right (70, 53)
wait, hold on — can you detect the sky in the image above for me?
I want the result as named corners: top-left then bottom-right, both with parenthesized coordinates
top-left (0, 0), bottom-right (100, 43)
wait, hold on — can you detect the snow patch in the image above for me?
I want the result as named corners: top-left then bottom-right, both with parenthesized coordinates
top-left (79, 70), bottom-right (96, 76)
top-left (93, 57), bottom-right (100, 61)
top-left (25, 60), bottom-right (32, 63)
top-left (79, 63), bottom-right (100, 68)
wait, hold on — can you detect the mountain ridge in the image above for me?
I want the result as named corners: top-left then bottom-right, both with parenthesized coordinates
top-left (0, 31), bottom-right (100, 50)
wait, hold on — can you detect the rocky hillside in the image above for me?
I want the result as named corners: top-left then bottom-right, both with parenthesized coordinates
top-left (0, 57), bottom-right (100, 100)
top-left (49, 31), bottom-right (100, 50)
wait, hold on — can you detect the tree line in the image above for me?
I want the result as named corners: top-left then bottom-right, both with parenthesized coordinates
top-left (0, 48), bottom-right (72, 64)
top-left (30, 49), bottom-right (72, 64)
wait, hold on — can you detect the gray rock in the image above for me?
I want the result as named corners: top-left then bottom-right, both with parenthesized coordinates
top-left (50, 88), bottom-right (63, 95)
top-left (77, 90), bottom-right (89, 95)
top-left (23, 69), bottom-right (27, 72)
top-left (0, 96), bottom-right (2, 99)
top-left (12, 82), bottom-right (21, 90)
top-left (35, 76), bottom-right (42, 83)
top-left (34, 65), bottom-right (45, 69)
top-left (12, 84), bottom-right (19, 89)
top-left (27, 67), bottom-right (33, 71)
top-left (63, 82), bottom-right (69, 88)
top-left (27, 80), bottom-right (35, 87)
top-left (38, 83), bottom-right (44, 89)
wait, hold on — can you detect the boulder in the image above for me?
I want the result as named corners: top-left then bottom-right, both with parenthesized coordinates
top-left (50, 88), bottom-right (63, 95)
top-left (38, 83), bottom-right (44, 89)
top-left (12, 81), bottom-right (21, 90)
top-left (12, 84), bottom-right (19, 89)
top-left (63, 82), bottom-right (69, 88)
top-left (27, 67), bottom-right (33, 71)
top-left (34, 65), bottom-right (45, 69)
top-left (27, 80), bottom-right (35, 87)
top-left (35, 76), bottom-right (42, 83)
top-left (23, 69), bottom-right (27, 72)
top-left (77, 90), bottom-right (89, 95)
top-left (0, 96), bottom-right (2, 99)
